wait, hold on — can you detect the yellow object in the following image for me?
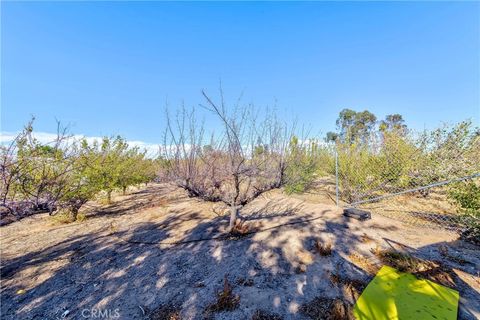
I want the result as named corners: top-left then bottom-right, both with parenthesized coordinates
top-left (16, 289), bottom-right (26, 295)
top-left (353, 265), bottom-right (459, 320)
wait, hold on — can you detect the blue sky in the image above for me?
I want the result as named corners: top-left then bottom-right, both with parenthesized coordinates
top-left (1, 1), bottom-right (479, 145)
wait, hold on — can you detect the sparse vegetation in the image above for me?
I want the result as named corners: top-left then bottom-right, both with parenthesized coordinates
top-left (300, 297), bottom-right (354, 320)
top-left (371, 248), bottom-right (434, 273)
top-left (205, 276), bottom-right (240, 314)
top-left (149, 304), bottom-right (181, 320)
top-left (448, 180), bottom-right (480, 243)
top-left (1, 102), bottom-right (478, 319)
top-left (315, 240), bottom-right (333, 256)
top-left (251, 309), bottom-right (283, 320)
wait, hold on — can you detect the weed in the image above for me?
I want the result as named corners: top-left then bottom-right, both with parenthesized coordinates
top-left (236, 277), bottom-right (254, 287)
top-left (300, 297), bottom-right (354, 320)
top-left (315, 240), bottom-right (332, 256)
top-left (232, 220), bottom-right (250, 235)
top-left (329, 272), bottom-right (368, 302)
top-left (109, 222), bottom-right (118, 234)
top-left (149, 304), bottom-right (181, 320)
top-left (347, 253), bottom-right (379, 275)
top-left (252, 309), bottom-right (283, 320)
top-left (205, 276), bottom-right (240, 313)
top-left (372, 248), bottom-right (457, 288)
top-left (413, 265), bottom-right (456, 288)
top-left (49, 211), bottom-right (81, 225)
top-left (372, 248), bottom-right (433, 273)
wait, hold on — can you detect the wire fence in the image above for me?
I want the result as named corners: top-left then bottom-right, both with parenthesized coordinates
top-left (333, 129), bottom-right (480, 234)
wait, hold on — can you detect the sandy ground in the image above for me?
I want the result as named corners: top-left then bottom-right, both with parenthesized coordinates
top-left (1, 183), bottom-right (479, 320)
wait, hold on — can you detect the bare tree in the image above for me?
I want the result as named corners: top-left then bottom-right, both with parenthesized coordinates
top-left (163, 89), bottom-right (295, 232)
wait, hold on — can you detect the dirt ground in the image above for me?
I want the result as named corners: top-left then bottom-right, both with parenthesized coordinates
top-left (1, 183), bottom-right (479, 320)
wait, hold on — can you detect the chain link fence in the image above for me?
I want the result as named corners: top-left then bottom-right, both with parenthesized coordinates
top-left (332, 125), bottom-right (480, 234)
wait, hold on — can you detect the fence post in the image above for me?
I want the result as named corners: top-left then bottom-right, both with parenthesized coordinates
top-left (335, 147), bottom-right (339, 207)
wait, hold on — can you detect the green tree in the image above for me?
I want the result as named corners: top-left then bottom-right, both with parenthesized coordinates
top-left (336, 109), bottom-right (377, 144)
top-left (379, 114), bottom-right (407, 135)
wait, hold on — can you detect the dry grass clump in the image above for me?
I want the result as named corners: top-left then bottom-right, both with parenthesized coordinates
top-left (414, 265), bottom-right (456, 288)
top-left (315, 240), bottom-right (333, 256)
top-left (372, 247), bottom-right (457, 288)
top-left (251, 309), bottom-right (283, 320)
top-left (49, 212), bottom-right (87, 225)
top-left (371, 247), bottom-right (433, 273)
top-left (205, 276), bottom-right (240, 314)
top-left (230, 220), bottom-right (257, 236)
top-left (329, 272), bottom-right (368, 302)
top-left (299, 297), bottom-right (354, 320)
top-left (347, 253), bottom-right (379, 275)
top-left (236, 277), bottom-right (254, 287)
top-left (149, 304), bottom-right (181, 320)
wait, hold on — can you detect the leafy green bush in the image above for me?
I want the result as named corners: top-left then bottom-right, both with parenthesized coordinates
top-left (336, 143), bottom-right (382, 202)
top-left (284, 137), bottom-right (318, 194)
top-left (448, 180), bottom-right (480, 243)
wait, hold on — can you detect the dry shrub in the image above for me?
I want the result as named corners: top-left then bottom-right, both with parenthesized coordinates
top-left (372, 248), bottom-right (457, 288)
top-left (347, 253), bottom-right (379, 275)
top-left (236, 277), bottom-right (254, 287)
top-left (231, 220), bottom-right (258, 236)
top-left (50, 211), bottom-right (86, 225)
top-left (315, 240), bottom-right (332, 256)
top-left (329, 272), bottom-right (368, 302)
top-left (299, 297), bottom-right (354, 320)
top-left (413, 265), bottom-right (456, 288)
top-left (252, 309), bottom-right (283, 320)
top-left (206, 276), bottom-right (240, 314)
top-left (149, 304), bottom-right (181, 320)
top-left (371, 248), bottom-right (433, 273)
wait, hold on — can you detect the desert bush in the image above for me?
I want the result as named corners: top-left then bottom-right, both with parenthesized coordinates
top-left (284, 137), bottom-right (318, 194)
top-left (448, 180), bottom-right (480, 243)
top-left (335, 142), bottom-right (381, 202)
top-left (410, 121), bottom-right (480, 191)
top-left (333, 118), bottom-right (479, 203)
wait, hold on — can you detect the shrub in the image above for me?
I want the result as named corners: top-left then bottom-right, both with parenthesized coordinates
top-left (284, 137), bottom-right (318, 194)
top-left (448, 180), bottom-right (480, 243)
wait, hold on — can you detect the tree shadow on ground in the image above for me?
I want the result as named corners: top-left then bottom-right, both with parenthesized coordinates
top-left (1, 201), bottom-right (478, 320)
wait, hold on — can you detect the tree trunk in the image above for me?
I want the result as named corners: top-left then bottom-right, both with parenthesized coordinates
top-left (107, 191), bottom-right (112, 204)
top-left (122, 186), bottom-right (127, 195)
top-left (228, 205), bottom-right (238, 232)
